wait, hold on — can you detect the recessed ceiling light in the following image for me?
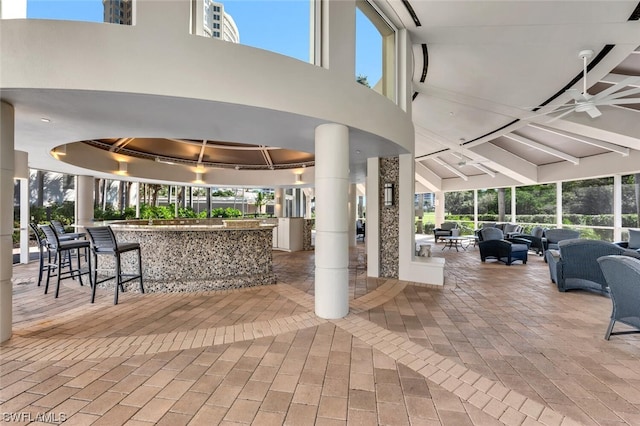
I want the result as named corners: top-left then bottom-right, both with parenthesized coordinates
top-left (355, 150), bottom-right (361, 154)
top-left (40, 118), bottom-right (51, 123)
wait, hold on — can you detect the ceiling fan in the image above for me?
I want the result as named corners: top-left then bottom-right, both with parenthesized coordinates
top-left (452, 141), bottom-right (489, 168)
top-left (540, 50), bottom-right (640, 121)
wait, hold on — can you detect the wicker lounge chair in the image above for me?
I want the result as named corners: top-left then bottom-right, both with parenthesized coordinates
top-left (597, 255), bottom-right (640, 340)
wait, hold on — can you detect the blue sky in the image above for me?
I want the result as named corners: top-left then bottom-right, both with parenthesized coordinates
top-left (26, 0), bottom-right (382, 84)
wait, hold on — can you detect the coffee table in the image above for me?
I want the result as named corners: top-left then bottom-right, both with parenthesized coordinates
top-left (441, 236), bottom-right (475, 251)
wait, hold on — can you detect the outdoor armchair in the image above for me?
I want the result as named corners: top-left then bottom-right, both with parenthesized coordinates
top-left (433, 222), bottom-right (459, 242)
top-left (615, 228), bottom-right (640, 254)
top-left (546, 238), bottom-right (640, 294)
top-left (543, 228), bottom-right (580, 261)
top-left (512, 226), bottom-right (546, 255)
top-left (478, 228), bottom-right (530, 265)
top-left (597, 255), bottom-right (640, 340)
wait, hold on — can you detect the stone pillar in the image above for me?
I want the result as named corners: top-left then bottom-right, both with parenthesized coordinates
top-left (348, 183), bottom-right (357, 247)
top-left (1, 102), bottom-right (15, 342)
top-left (76, 175), bottom-right (94, 230)
top-left (379, 157), bottom-right (399, 278)
top-left (315, 123), bottom-right (349, 319)
top-left (275, 188), bottom-right (285, 218)
top-left (14, 151), bottom-right (29, 264)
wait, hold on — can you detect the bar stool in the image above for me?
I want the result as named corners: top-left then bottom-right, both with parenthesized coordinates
top-left (51, 219), bottom-right (86, 241)
top-left (38, 224), bottom-right (92, 298)
top-left (86, 226), bottom-right (144, 304)
top-left (30, 223), bottom-right (51, 287)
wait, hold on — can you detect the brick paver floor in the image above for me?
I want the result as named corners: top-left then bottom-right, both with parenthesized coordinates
top-left (2, 241), bottom-right (639, 425)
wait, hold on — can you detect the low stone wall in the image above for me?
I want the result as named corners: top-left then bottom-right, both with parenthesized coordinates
top-left (96, 227), bottom-right (276, 293)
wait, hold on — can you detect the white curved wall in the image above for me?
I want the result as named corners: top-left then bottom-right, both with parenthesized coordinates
top-left (0, 17), bottom-right (413, 154)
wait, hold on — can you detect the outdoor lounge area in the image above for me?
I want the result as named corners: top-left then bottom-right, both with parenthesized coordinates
top-left (3, 241), bottom-right (640, 425)
top-left (3, 1), bottom-right (640, 425)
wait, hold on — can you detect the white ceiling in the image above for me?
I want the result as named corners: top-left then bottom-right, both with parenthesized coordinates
top-left (378, 0), bottom-right (640, 191)
top-left (3, 1), bottom-right (640, 192)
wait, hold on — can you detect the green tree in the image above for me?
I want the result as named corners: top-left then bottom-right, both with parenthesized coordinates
top-left (254, 191), bottom-right (265, 215)
top-left (356, 74), bottom-right (370, 88)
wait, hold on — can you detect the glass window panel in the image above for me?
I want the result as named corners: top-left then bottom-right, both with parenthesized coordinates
top-left (356, 1), bottom-right (395, 102)
top-left (224, 0), bottom-right (311, 63)
top-left (444, 190), bottom-right (474, 234)
top-left (622, 174), bottom-right (640, 231)
top-left (515, 183), bottom-right (556, 231)
top-left (477, 188), bottom-right (511, 224)
top-left (562, 177), bottom-right (613, 240)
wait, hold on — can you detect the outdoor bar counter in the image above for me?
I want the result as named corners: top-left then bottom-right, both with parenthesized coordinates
top-left (104, 219), bottom-right (277, 293)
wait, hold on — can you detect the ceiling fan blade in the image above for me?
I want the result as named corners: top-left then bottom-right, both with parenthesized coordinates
top-left (596, 86), bottom-right (640, 102)
top-left (591, 76), bottom-right (640, 102)
top-left (566, 88), bottom-right (588, 102)
top-left (547, 108), bottom-right (576, 123)
top-left (520, 104), bottom-right (576, 121)
top-left (585, 106), bottom-right (602, 118)
top-left (596, 98), bottom-right (640, 106)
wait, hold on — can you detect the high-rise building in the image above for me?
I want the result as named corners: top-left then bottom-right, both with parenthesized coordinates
top-left (103, 0), bottom-right (239, 44)
top-left (103, 0), bottom-right (132, 25)
top-left (197, 0), bottom-right (240, 43)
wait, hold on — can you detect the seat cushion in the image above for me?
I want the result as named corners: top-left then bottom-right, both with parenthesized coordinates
top-left (511, 244), bottom-right (529, 252)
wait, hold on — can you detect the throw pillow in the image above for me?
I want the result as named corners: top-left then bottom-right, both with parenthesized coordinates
top-left (628, 228), bottom-right (640, 249)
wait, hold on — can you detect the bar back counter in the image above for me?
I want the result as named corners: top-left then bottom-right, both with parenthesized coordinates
top-left (100, 218), bottom-right (277, 293)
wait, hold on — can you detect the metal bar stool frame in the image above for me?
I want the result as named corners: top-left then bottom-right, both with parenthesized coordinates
top-left (38, 224), bottom-right (92, 298)
top-left (50, 219), bottom-right (87, 241)
top-left (30, 223), bottom-right (51, 287)
top-left (86, 226), bottom-right (144, 305)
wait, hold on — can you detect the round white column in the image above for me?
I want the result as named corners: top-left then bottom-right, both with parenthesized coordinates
top-left (348, 183), bottom-right (357, 247)
top-left (1, 102), bottom-right (15, 342)
top-left (315, 123), bottom-right (349, 319)
top-left (76, 175), bottom-right (95, 230)
top-left (275, 188), bottom-right (285, 218)
top-left (435, 191), bottom-right (445, 227)
top-left (15, 150), bottom-right (29, 264)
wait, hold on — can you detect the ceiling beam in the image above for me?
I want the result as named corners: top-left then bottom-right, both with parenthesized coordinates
top-left (539, 149), bottom-right (640, 183)
top-left (470, 143), bottom-right (537, 185)
top-left (504, 133), bottom-right (579, 164)
top-left (601, 73), bottom-right (640, 87)
top-left (415, 162), bottom-right (442, 192)
top-left (260, 145), bottom-right (274, 168)
top-left (545, 108), bottom-right (640, 151)
top-left (432, 157), bottom-right (468, 181)
top-left (527, 123), bottom-right (629, 156)
top-left (109, 137), bottom-right (133, 152)
top-left (470, 163), bottom-right (496, 178)
top-left (197, 139), bottom-right (207, 163)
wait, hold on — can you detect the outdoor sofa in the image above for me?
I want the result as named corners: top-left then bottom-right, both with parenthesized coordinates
top-left (546, 238), bottom-right (640, 294)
